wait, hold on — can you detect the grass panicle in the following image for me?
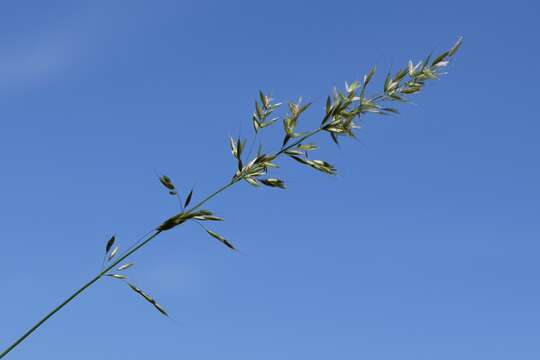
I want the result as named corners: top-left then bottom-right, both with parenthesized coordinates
top-left (0, 37), bottom-right (462, 359)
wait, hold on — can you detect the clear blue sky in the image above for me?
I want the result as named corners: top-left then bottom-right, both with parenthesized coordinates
top-left (1, 1), bottom-right (539, 359)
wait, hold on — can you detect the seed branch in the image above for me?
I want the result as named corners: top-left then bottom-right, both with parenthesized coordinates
top-left (0, 37), bottom-right (462, 359)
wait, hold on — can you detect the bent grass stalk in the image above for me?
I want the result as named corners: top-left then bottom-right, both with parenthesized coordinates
top-left (0, 37), bottom-right (462, 358)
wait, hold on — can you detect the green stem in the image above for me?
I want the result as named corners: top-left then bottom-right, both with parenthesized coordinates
top-left (0, 275), bottom-right (101, 359)
top-left (186, 179), bottom-right (240, 214)
top-left (276, 128), bottom-right (323, 156)
top-left (0, 126), bottom-right (325, 359)
top-left (186, 127), bottom-right (322, 214)
top-left (0, 230), bottom-right (160, 359)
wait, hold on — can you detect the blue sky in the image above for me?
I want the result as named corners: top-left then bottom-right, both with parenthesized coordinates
top-left (1, 1), bottom-right (539, 359)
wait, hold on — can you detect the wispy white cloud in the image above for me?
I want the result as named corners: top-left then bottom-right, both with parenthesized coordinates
top-left (0, 33), bottom-right (74, 85)
top-left (0, 4), bottom-right (125, 88)
top-left (0, 3), bottom-right (193, 89)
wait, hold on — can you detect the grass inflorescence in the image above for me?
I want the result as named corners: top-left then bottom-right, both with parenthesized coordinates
top-left (0, 37), bottom-right (462, 359)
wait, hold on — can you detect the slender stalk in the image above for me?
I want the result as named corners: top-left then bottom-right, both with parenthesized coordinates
top-left (0, 230), bottom-right (161, 359)
top-left (276, 128), bottom-right (323, 156)
top-left (186, 178), bottom-right (240, 214)
top-left (0, 126), bottom-right (326, 359)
